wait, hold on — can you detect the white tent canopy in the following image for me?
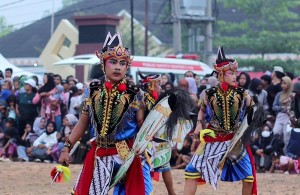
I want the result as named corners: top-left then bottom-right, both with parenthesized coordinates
top-left (0, 53), bottom-right (37, 77)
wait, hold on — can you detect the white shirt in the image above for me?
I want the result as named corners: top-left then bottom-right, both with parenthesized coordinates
top-left (33, 132), bottom-right (57, 148)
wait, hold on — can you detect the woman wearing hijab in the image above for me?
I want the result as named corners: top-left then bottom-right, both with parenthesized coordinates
top-left (248, 78), bottom-right (269, 111)
top-left (32, 121), bottom-right (57, 162)
top-left (33, 74), bottom-right (62, 130)
top-left (27, 117), bottom-right (46, 143)
top-left (51, 114), bottom-right (79, 163)
top-left (185, 77), bottom-right (198, 95)
top-left (26, 117), bottom-right (46, 159)
top-left (273, 76), bottom-right (293, 154)
top-left (61, 114), bottom-right (79, 139)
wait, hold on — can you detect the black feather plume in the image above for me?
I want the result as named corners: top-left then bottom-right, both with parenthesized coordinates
top-left (164, 88), bottom-right (194, 140)
top-left (241, 105), bottom-right (266, 144)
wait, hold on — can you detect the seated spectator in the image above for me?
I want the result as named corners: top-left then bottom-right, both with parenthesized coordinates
top-left (59, 114), bottom-right (78, 142)
top-left (51, 114), bottom-right (78, 163)
top-left (50, 134), bottom-right (64, 163)
top-left (0, 118), bottom-right (18, 162)
top-left (251, 124), bottom-right (273, 172)
top-left (32, 121), bottom-right (57, 162)
top-left (27, 117), bottom-right (46, 144)
top-left (286, 127), bottom-right (300, 160)
top-left (17, 123), bottom-right (32, 162)
top-left (171, 136), bottom-right (193, 169)
top-left (269, 152), bottom-right (299, 174)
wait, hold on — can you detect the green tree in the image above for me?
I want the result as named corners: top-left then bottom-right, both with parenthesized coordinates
top-left (214, 0), bottom-right (300, 56)
top-left (0, 16), bottom-right (13, 38)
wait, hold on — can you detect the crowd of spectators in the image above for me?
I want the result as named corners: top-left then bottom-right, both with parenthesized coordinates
top-left (0, 66), bottom-right (300, 176)
top-left (0, 68), bottom-right (92, 163)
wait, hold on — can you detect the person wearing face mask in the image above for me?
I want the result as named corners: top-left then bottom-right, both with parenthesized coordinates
top-left (248, 78), bottom-right (269, 111)
top-left (251, 124), bottom-right (274, 172)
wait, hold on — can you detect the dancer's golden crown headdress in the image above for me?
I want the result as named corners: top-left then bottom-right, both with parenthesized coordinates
top-left (96, 32), bottom-right (132, 68)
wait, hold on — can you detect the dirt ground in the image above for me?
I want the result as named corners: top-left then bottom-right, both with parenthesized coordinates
top-left (0, 162), bottom-right (299, 195)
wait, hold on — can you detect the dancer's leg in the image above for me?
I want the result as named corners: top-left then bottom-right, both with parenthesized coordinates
top-left (162, 170), bottom-right (176, 195)
top-left (183, 179), bottom-right (197, 195)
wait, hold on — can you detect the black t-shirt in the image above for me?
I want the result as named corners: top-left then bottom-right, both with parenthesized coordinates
top-left (180, 146), bottom-right (191, 155)
top-left (18, 92), bottom-right (38, 118)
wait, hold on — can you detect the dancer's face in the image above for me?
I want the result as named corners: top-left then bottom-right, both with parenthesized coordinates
top-left (223, 70), bottom-right (237, 87)
top-left (104, 58), bottom-right (128, 84)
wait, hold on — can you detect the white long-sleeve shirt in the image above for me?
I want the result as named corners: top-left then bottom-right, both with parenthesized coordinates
top-left (68, 96), bottom-right (82, 115)
top-left (33, 132), bottom-right (58, 148)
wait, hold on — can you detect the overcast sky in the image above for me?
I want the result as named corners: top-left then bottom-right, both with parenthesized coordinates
top-left (0, 0), bottom-right (63, 29)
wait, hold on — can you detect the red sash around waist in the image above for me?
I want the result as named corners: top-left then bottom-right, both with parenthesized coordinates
top-left (74, 139), bottom-right (144, 195)
top-left (204, 133), bottom-right (234, 142)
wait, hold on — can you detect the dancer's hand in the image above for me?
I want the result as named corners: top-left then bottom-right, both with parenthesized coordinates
top-left (59, 147), bottom-right (70, 166)
top-left (193, 126), bottom-right (202, 136)
top-left (134, 148), bottom-right (142, 157)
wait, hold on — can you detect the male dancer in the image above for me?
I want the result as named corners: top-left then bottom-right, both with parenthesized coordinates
top-left (138, 72), bottom-right (176, 195)
top-left (184, 47), bottom-right (257, 195)
top-left (59, 32), bottom-right (147, 195)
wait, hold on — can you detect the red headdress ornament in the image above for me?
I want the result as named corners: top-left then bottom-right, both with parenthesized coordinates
top-left (138, 71), bottom-right (160, 100)
top-left (213, 46), bottom-right (238, 91)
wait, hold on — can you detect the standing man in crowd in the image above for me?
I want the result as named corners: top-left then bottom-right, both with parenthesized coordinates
top-left (5, 68), bottom-right (13, 79)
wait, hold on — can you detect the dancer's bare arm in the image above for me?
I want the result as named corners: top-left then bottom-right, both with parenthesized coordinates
top-left (68, 114), bottom-right (89, 145)
top-left (59, 114), bottom-right (89, 166)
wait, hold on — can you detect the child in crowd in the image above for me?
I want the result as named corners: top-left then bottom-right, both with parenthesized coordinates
top-left (59, 114), bottom-right (78, 140)
top-left (0, 118), bottom-right (18, 161)
top-left (13, 79), bottom-right (20, 97)
top-left (17, 123), bottom-right (32, 162)
top-left (269, 152), bottom-right (300, 174)
top-left (171, 136), bottom-right (193, 169)
top-left (27, 117), bottom-right (46, 143)
top-left (0, 80), bottom-right (12, 103)
top-left (6, 95), bottom-right (17, 121)
top-left (45, 85), bottom-right (63, 131)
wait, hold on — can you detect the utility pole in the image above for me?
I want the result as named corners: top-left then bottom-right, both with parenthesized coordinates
top-left (130, 0), bottom-right (135, 55)
top-left (205, 0), bottom-right (213, 65)
top-left (51, 0), bottom-right (55, 36)
top-left (144, 0), bottom-right (149, 56)
top-left (172, 0), bottom-right (182, 54)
